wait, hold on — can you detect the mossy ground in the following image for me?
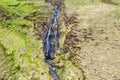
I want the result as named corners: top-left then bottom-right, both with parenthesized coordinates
top-left (0, 0), bottom-right (120, 80)
top-left (0, 0), bottom-right (51, 80)
top-left (0, 0), bottom-right (84, 80)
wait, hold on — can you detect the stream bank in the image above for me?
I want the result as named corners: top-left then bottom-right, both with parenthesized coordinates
top-left (0, 0), bottom-right (84, 79)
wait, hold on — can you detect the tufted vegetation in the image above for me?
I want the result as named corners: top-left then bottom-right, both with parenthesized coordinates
top-left (0, 0), bottom-right (120, 80)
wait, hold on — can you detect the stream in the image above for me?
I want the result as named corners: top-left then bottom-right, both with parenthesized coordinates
top-left (44, 0), bottom-right (61, 80)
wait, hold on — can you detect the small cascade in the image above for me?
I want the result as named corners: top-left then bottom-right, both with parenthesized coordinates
top-left (43, 0), bottom-right (62, 80)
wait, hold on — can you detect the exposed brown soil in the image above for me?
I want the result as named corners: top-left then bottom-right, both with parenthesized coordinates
top-left (63, 4), bottom-right (120, 80)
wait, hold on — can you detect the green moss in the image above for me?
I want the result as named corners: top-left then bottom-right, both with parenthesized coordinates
top-left (0, 0), bottom-right (52, 79)
top-left (0, 0), bottom-right (101, 79)
top-left (53, 54), bottom-right (84, 80)
top-left (0, 25), bottom-right (51, 79)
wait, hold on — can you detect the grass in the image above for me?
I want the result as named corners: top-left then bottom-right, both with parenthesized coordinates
top-left (63, 0), bottom-right (120, 80)
top-left (1, 0), bottom-right (120, 80)
top-left (0, 0), bottom-right (52, 79)
top-left (0, 0), bottom-right (86, 79)
top-left (0, 26), bottom-right (52, 80)
top-left (114, 7), bottom-right (120, 18)
top-left (0, 0), bottom-right (37, 17)
top-left (112, 0), bottom-right (120, 3)
top-left (53, 53), bottom-right (84, 80)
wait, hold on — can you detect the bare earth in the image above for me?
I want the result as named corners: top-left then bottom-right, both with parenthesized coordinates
top-left (64, 4), bottom-right (120, 80)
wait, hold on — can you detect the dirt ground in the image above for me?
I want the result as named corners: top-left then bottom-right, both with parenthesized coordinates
top-left (64, 3), bottom-right (120, 80)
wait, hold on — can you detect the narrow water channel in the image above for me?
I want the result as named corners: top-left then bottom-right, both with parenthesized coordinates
top-left (44, 0), bottom-right (61, 80)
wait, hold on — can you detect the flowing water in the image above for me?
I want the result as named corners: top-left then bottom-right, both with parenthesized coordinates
top-left (44, 0), bottom-right (61, 80)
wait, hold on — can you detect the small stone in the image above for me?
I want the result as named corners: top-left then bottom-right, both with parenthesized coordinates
top-left (21, 47), bottom-right (26, 52)
top-left (55, 49), bottom-right (61, 54)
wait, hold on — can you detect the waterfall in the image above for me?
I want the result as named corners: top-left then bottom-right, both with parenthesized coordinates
top-left (43, 0), bottom-right (61, 80)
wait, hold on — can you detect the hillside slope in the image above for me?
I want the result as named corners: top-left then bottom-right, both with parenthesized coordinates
top-left (0, 0), bottom-right (120, 80)
top-left (0, 0), bottom-right (84, 80)
top-left (64, 0), bottom-right (120, 80)
top-left (0, 0), bottom-right (52, 79)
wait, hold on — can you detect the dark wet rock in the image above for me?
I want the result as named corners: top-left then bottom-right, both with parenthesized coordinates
top-left (42, 0), bottom-right (66, 79)
top-left (20, 24), bottom-right (29, 28)
top-left (0, 7), bottom-right (11, 21)
top-left (0, 78), bottom-right (5, 80)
